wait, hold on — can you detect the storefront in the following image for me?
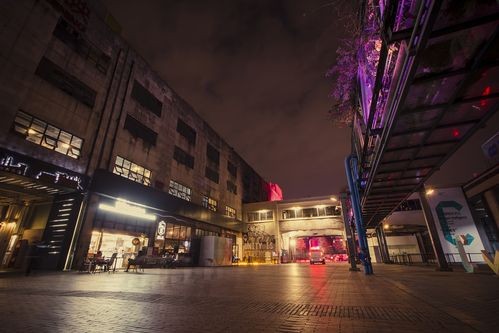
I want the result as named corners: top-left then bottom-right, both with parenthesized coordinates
top-left (75, 169), bottom-right (243, 269)
top-left (0, 148), bottom-right (87, 270)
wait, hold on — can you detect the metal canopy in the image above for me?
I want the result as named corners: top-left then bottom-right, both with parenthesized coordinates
top-left (359, 1), bottom-right (499, 227)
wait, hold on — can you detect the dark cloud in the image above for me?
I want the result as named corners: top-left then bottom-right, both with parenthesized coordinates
top-left (103, 0), bottom-right (354, 199)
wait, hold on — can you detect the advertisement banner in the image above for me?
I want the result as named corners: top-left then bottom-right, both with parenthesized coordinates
top-left (426, 186), bottom-right (485, 262)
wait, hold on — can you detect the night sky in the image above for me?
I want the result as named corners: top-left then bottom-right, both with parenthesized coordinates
top-left (102, 0), bottom-right (356, 199)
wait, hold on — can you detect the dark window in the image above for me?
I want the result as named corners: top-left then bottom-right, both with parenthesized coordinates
top-left (35, 57), bottom-right (97, 108)
top-left (227, 161), bottom-right (237, 178)
top-left (124, 115), bottom-right (157, 146)
top-left (53, 18), bottom-right (111, 74)
top-left (131, 80), bottom-right (162, 117)
top-left (206, 144), bottom-right (220, 165)
top-left (205, 167), bottom-right (219, 183)
top-left (227, 180), bottom-right (237, 194)
top-left (173, 146), bottom-right (194, 169)
top-left (176, 119), bottom-right (196, 145)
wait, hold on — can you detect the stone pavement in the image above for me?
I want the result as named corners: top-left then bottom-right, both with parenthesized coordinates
top-left (0, 263), bottom-right (497, 332)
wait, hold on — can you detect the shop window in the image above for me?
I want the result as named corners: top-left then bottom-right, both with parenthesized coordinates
top-left (35, 57), bottom-right (97, 108)
top-left (173, 146), bottom-right (194, 169)
top-left (53, 18), bottom-right (111, 75)
top-left (131, 80), bottom-right (162, 117)
top-left (225, 206), bottom-right (236, 218)
top-left (205, 167), bottom-right (219, 184)
top-left (226, 180), bottom-right (237, 194)
top-left (168, 180), bottom-right (191, 201)
top-left (176, 119), bottom-right (197, 146)
top-left (123, 114), bottom-right (157, 146)
top-left (202, 196), bottom-right (217, 212)
top-left (12, 110), bottom-right (83, 159)
top-left (113, 155), bottom-right (151, 186)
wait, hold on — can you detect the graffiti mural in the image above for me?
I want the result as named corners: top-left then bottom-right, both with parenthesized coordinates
top-left (242, 224), bottom-right (275, 262)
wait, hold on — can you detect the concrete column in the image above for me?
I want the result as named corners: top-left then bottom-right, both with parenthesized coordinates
top-left (419, 189), bottom-right (452, 271)
top-left (340, 194), bottom-right (359, 271)
top-left (376, 225), bottom-right (390, 263)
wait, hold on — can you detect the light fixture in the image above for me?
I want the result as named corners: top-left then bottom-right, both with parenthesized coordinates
top-left (27, 128), bottom-right (36, 135)
top-left (99, 198), bottom-right (156, 221)
top-left (384, 224), bottom-right (389, 230)
top-left (425, 188), bottom-right (435, 196)
top-left (330, 197), bottom-right (338, 202)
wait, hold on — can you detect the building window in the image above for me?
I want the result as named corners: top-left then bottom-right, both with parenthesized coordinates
top-left (35, 57), bottom-right (97, 108)
top-left (131, 80), bottom-right (162, 117)
top-left (206, 144), bottom-right (220, 165)
top-left (113, 155), bottom-right (151, 186)
top-left (168, 180), bottom-right (191, 201)
top-left (227, 180), bottom-right (237, 194)
top-left (173, 146), bottom-right (194, 169)
top-left (53, 18), bottom-right (111, 75)
top-left (227, 161), bottom-right (237, 178)
top-left (225, 206), bottom-right (236, 218)
top-left (12, 110), bottom-right (83, 159)
top-left (202, 196), bottom-right (217, 212)
top-left (205, 167), bottom-right (219, 184)
top-left (247, 210), bottom-right (273, 222)
top-left (124, 114), bottom-right (157, 146)
top-left (176, 119), bottom-right (196, 146)
top-left (282, 206), bottom-right (341, 219)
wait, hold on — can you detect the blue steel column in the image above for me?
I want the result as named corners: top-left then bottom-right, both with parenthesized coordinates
top-left (345, 155), bottom-right (373, 275)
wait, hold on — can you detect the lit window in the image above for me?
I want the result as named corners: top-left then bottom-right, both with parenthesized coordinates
top-left (168, 180), bottom-right (192, 201)
top-left (247, 210), bottom-right (273, 222)
top-left (13, 110), bottom-right (83, 159)
top-left (202, 196), bottom-right (217, 212)
top-left (113, 156), bottom-right (151, 186)
top-left (225, 206), bottom-right (236, 218)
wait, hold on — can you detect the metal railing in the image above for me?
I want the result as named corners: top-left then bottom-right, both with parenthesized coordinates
top-left (389, 252), bottom-right (489, 266)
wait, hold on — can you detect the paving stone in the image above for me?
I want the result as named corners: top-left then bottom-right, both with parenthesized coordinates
top-left (0, 264), bottom-right (497, 332)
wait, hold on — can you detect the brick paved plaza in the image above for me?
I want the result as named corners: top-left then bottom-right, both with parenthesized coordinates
top-left (0, 264), bottom-right (497, 332)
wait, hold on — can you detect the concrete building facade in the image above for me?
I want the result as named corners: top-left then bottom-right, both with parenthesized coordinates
top-left (242, 196), bottom-right (345, 263)
top-left (0, 0), bottom-right (268, 271)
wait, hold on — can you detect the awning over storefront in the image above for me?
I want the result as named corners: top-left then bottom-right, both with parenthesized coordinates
top-left (90, 169), bottom-right (243, 232)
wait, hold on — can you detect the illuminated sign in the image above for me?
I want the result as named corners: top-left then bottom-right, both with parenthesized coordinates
top-left (99, 198), bottom-right (156, 221)
top-left (0, 148), bottom-right (86, 191)
top-left (156, 220), bottom-right (166, 240)
top-left (0, 156), bottom-right (28, 175)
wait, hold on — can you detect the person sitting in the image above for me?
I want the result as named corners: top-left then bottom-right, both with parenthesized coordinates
top-left (125, 250), bottom-right (145, 272)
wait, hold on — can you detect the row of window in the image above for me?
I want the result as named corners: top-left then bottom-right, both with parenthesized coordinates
top-left (168, 180), bottom-right (236, 218)
top-left (246, 206), bottom-right (342, 222)
top-left (282, 206), bottom-right (341, 219)
top-left (53, 18), bottom-right (111, 75)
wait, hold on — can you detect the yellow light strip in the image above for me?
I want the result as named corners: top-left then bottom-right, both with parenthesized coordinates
top-left (99, 199), bottom-right (156, 221)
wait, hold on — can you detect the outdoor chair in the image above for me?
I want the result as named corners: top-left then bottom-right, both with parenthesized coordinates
top-left (105, 253), bottom-right (118, 273)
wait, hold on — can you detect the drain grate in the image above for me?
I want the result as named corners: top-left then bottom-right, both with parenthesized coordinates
top-left (245, 302), bottom-right (432, 322)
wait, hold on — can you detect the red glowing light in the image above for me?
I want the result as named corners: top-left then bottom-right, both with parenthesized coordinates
top-left (452, 129), bottom-right (460, 138)
top-left (480, 86), bottom-right (491, 107)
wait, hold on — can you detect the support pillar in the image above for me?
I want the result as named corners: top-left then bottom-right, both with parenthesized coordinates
top-left (419, 188), bottom-right (452, 271)
top-left (344, 155), bottom-right (373, 275)
top-left (376, 225), bottom-right (390, 263)
top-left (340, 193), bottom-right (359, 271)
